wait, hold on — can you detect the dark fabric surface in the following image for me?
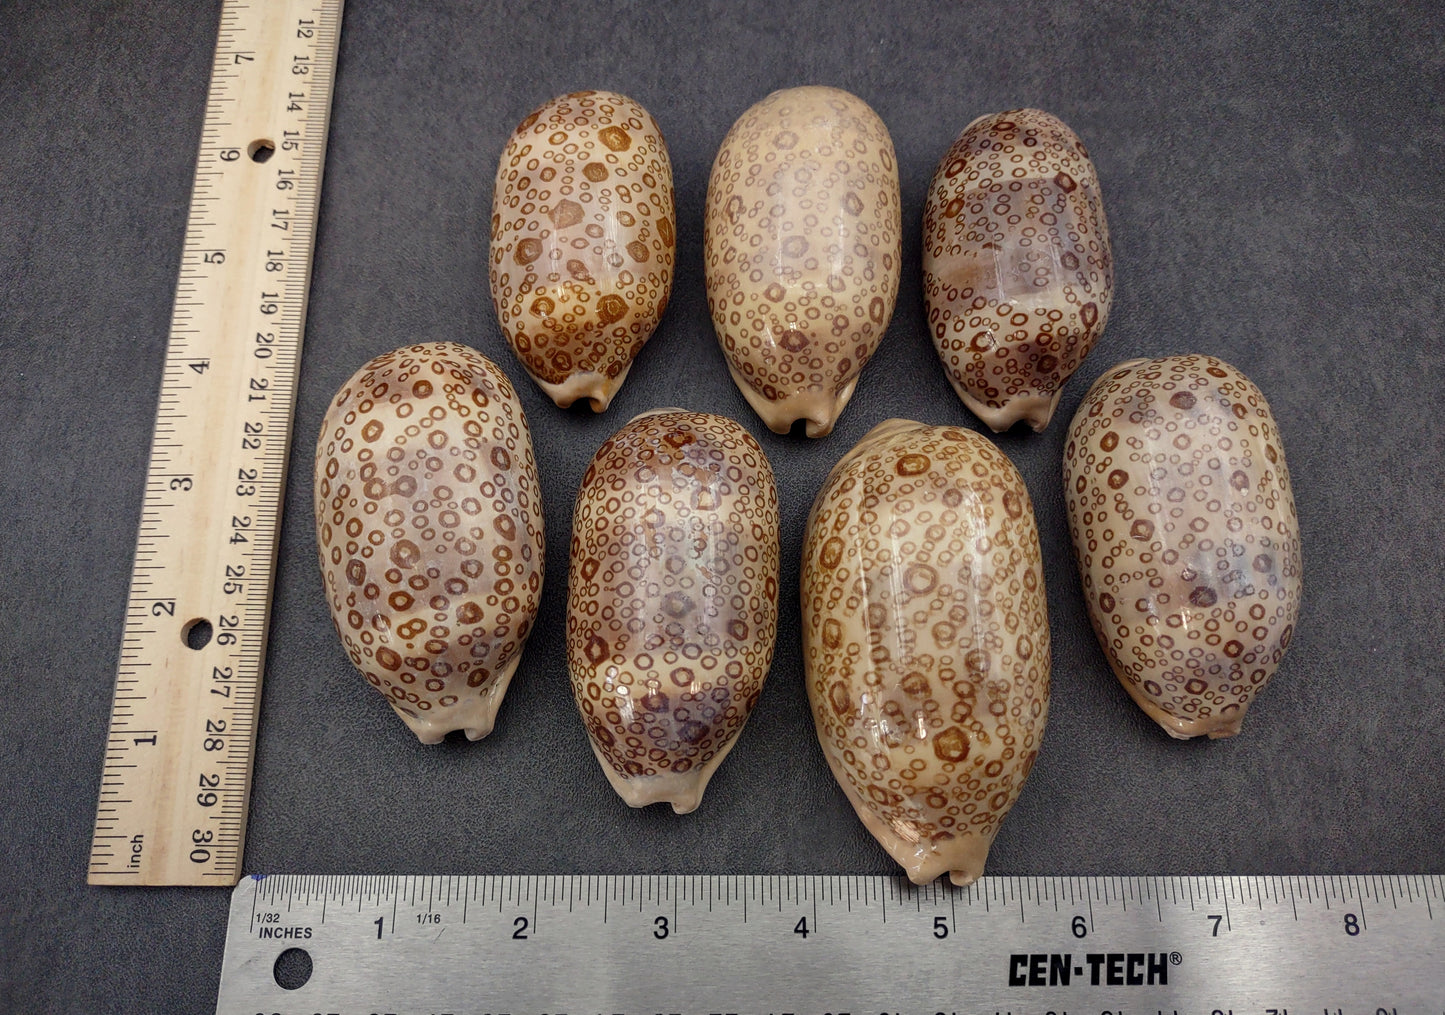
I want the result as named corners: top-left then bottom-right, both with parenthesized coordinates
top-left (2, 1), bottom-right (1442, 1010)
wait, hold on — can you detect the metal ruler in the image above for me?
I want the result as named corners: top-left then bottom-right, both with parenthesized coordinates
top-left (217, 874), bottom-right (1444, 1013)
top-left (88, 0), bottom-right (344, 886)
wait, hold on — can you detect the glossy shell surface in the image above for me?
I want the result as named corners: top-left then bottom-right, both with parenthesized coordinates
top-left (1063, 355), bottom-right (1302, 739)
top-left (923, 109), bottom-right (1112, 432)
top-left (568, 410), bottom-right (780, 813)
top-left (315, 342), bottom-right (545, 743)
top-left (705, 86), bottom-right (901, 437)
top-left (490, 90), bottom-right (675, 411)
top-left (802, 420), bottom-right (1049, 885)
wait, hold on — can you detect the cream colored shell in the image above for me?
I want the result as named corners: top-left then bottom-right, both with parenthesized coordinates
top-left (567, 410), bottom-right (780, 813)
top-left (923, 109), bottom-right (1113, 432)
top-left (1063, 355), bottom-right (1302, 739)
top-left (315, 342), bottom-right (545, 743)
top-left (802, 419), bottom-right (1050, 885)
top-left (490, 90), bottom-right (675, 411)
top-left (705, 86), bottom-right (901, 437)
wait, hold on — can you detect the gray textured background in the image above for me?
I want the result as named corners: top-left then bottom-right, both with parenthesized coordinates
top-left (2, 0), bottom-right (1443, 1010)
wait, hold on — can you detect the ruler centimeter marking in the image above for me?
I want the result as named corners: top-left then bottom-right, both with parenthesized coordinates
top-left (215, 874), bottom-right (1445, 1014)
top-left (88, 0), bottom-right (344, 886)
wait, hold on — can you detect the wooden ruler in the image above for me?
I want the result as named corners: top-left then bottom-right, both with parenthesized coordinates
top-left (88, 0), bottom-right (344, 886)
top-left (215, 874), bottom-right (1445, 1012)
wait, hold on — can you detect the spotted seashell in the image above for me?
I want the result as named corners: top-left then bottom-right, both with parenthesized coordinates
top-left (490, 90), bottom-right (675, 411)
top-left (567, 410), bottom-right (780, 813)
top-left (705, 86), bottom-right (901, 437)
top-left (1063, 355), bottom-right (1302, 739)
top-left (802, 420), bottom-right (1050, 885)
top-left (923, 109), bottom-right (1113, 432)
top-left (315, 342), bottom-right (545, 743)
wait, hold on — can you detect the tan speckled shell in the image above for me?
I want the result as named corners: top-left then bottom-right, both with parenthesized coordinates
top-left (1063, 355), bottom-right (1302, 739)
top-left (923, 109), bottom-right (1113, 432)
top-left (315, 342), bottom-right (545, 744)
top-left (567, 410), bottom-right (780, 813)
top-left (705, 86), bottom-right (901, 437)
top-left (802, 420), bottom-right (1050, 885)
top-left (490, 90), bottom-right (675, 411)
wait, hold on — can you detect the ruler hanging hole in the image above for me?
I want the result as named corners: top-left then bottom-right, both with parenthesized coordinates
top-left (247, 139), bottom-right (275, 163)
top-left (272, 947), bottom-right (312, 990)
top-left (183, 618), bottom-right (213, 650)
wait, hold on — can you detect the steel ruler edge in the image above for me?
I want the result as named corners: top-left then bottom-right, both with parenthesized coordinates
top-left (88, 0), bottom-right (344, 886)
top-left (216, 873), bottom-right (1445, 1013)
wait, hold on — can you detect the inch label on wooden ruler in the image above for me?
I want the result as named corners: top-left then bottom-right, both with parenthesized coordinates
top-left (216, 874), bottom-right (1444, 1013)
top-left (89, 0), bottom-right (344, 886)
